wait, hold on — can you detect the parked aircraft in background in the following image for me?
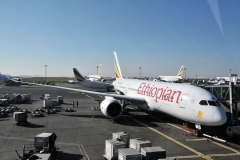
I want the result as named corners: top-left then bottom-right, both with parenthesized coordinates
top-left (86, 64), bottom-right (106, 82)
top-left (67, 80), bottom-right (76, 84)
top-left (153, 66), bottom-right (184, 82)
top-left (25, 52), bottom-right (227, 137)
top-left (208, 76), bottom-right (240, 85)
top-left (0, 73), bottom-right (22, 85)
top-left (73, 68), bottom-right (113, 91)
top-left (0, 73), bottom-right (12, 82)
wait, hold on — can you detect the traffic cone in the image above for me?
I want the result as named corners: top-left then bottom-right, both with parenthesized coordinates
top-left (92, 116), bottom-right (94, 121)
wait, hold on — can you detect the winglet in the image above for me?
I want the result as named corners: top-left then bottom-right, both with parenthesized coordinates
top-left (114, 51), bottom-right (123, 78)
top-left (73, 68), bottom-right (86, 81)
top-left (98, 64), bottom-right (102, 76)
top-left (177, 66), bottom-right (184, 77)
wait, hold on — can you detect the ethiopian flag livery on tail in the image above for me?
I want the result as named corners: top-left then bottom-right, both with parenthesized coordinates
top-left (114, 51), bottom-right (123, 79)
top-left (98, 64), bottom-right (102, 76)
top-left (73, 68), bottom-right (86, 81)
top-left (177, 66), bottom-right (184, 77)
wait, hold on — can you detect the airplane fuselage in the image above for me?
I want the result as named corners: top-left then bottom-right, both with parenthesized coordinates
top-left (113, 78), bottom-right (227, 126)
top-left (158, 76), bottom-right (182, 82)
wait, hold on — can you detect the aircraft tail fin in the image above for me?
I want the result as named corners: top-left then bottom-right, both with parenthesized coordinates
top-left (98, 64), bottom-right (102, 76)
top-left (177, 66), bottom-right (184, 77)
top-left (114, 51), bottom-right (123, 79)
top-left (73, 68), bottom-right (86, 81)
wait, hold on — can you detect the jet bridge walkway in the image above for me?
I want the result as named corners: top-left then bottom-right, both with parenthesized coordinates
top-left (205, 84), bottom-right (240, 121)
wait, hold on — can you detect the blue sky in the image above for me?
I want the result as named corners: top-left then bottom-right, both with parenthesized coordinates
top-left (0, 0), bottom-right (240, 78)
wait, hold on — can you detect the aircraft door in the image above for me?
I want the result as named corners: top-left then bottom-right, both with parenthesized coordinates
top-left (179, 94), bottom-right (189, 109)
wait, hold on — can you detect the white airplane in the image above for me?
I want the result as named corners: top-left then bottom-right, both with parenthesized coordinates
top-left (0, 72), bottom-right (22, 85)
top-left (73, 68), bottom-right (113, 91)
top-left (154, 66), bottom-right (184, 82)
top-left (24, 52), bottom-right (227, 136)
top-left (67, 80), bottom-right (76, 84)
top-left (207, 76), bottom-right (240, 85)
top-left (86, 64), bottom-right (107, 82)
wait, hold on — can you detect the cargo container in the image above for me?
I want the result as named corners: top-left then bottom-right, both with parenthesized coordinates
top-left (141, 146), bottom-right (166, 160)
top-left (118, 148), bottom-right (141, 160)
top-left (112, 131), bottom-right (130, 146)
top-left (129, 138), bottom-right (152, 152)
top-left (13, 112), bottom-right (28, 125)
top-left (57, 96), bottom-right (63, 104)
top-left (103, 139), bottom-right (127, 160)
top-left (34, 133), bottom-right (57, 152)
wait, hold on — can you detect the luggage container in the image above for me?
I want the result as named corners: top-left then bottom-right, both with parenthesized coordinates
top-left (112, 131), bottom-right (130, 146)
top-left (12, 93), bottom-right (22, 103)
top-left (103, 139), bottom-right (127, 160)
top-left (34, 133), bottom-right (57, 152)
top-left (118, 148), bottom-right (141, 160)
top-left (13, 112), bottom-right (29, 125)
top-left (0, 99), bottom-right (9, 106)
top-left (57, 96), bottom-right (63, 104)
top-left (129, 138), bottom-right (151, 152)
top-left (21, 93), bottom-right (31, 102)
top-left (43, 100), bottom-right (52, 108)
top-left (141, 146), bottom-right (166, 160)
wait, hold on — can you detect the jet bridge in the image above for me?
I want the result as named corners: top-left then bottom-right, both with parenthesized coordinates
top-left (204, 74), bottom-right (240, 121)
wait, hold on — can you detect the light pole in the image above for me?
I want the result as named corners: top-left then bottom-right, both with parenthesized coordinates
top-left (184, 68), bottom-right (186, 79)
top-left (44, 65), bottom-right (48, 82)
top-left (139, 67), bottom-right (141, 79)
top-left (97, 66), bottom-right (99, 75)
top-left (229, 69), bottom-right (232, 75)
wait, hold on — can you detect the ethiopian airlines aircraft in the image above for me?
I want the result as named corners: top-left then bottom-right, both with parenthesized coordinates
top-left (154, 66), bottom-right (184, 82)
top-left (73, 68), bottom-right (113, 91)
top-left (24, 52), bottom-right (227, 136)
top-left (86, 64), bottom-right (107, 82)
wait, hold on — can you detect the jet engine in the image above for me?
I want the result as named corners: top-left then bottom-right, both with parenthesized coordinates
top-left (100, 97), bottom-right (123, 119)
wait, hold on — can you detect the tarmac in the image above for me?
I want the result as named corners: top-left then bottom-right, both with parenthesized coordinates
top-left (0, 83), bottom-right (240, 160)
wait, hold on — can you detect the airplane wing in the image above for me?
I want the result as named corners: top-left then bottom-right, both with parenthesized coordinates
top-left (22, 82), bottom-right (146, 104)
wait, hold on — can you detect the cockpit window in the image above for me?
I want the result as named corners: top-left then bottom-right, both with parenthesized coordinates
top-left (199, 100), bottom-right (208, 105)
top-left (208, 100), bottom-right (217, 106)
top-left (216, 101), bottom-right (221, 106)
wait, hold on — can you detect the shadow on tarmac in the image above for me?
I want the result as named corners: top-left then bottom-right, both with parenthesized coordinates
top-left (51, 151), bottom-right (83, 160)
top-left (20, 123), bottom-right (45, 128)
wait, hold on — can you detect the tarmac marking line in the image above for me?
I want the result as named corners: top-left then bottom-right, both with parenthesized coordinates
top-left (170, 153), bottom-right (240, 159)
top-left (207, 139), bottom-right (240, 155)
top-left (129, 117), bottom-right (212, 160)
top-left (78, 144), bottom-right (89, 160)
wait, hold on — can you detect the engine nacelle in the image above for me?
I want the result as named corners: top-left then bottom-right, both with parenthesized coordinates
top-left (100, 97), bottom-right (123, 119)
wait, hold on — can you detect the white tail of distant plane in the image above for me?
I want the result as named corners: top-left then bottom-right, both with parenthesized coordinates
top-left (114, 51), bottom-right (123, 79)
top-left (98, 64), bottom-right (102, 76)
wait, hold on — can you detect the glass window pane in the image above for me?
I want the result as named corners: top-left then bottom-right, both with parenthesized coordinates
top-left (199, 100), bottom-right (208, 105)
top-left (208, 100), bottom-right (217, 106)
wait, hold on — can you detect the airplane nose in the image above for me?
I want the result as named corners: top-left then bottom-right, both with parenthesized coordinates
top-left (212, 109), bottom-right (227, 125)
